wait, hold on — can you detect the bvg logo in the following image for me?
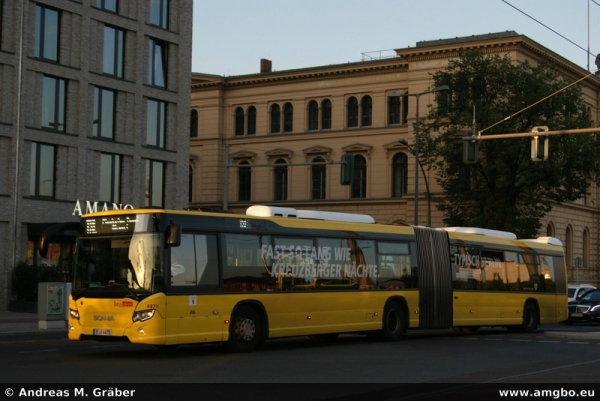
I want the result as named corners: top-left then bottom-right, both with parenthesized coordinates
top-left (93, 315), bottom-right (115, 321)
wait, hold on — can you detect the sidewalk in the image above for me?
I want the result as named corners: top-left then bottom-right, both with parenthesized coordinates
top-left (0, 310), bottom-right (67, 334)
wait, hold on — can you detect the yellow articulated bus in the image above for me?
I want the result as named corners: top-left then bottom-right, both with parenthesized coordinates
top-left (44, 206), bottom-right (567, 352)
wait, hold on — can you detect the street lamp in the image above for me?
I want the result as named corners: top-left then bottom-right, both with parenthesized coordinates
top-left (388, 85), bottom-right (449, 226)
top-left (398, 139), bottom-right (431, 227)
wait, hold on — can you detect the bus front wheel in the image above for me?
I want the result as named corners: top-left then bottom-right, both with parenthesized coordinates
top-left (225, 306), bottom-right (263, 353)
top-left (373, 301), bottom-right (405, 341)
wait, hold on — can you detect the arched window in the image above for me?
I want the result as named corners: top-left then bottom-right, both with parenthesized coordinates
top-left (322, 99), bottom-right (332, 130)
top-left (311, 156), bottom-right (326, 200)
top-left (392, 152), bottom-right (408, 197)
top-left (361, 96), bottom-right (372, 127)
top-left (190, 109), bottom-right (198, 138)
top-left (247, 106), bottom-right (256, 136)
top-left (283, 102), bottom-right (293, 133)
top-left (308, 100), bottom-right (318, 131)
top-left (388, 95), bottom-right (400, 125)
top-left (583, 227), bottom-right (590, 267)
top-left (238, 161), bottom-right (251, 201)
top-left (234, 107), bottom-right (244, 136)
top-left (546, 222), bottom-right (555, 237)
top-left (351, 155), bottom-right (366, 198)
top-left (273, 159), bottom-right (288, 200)
top-left (566, 225), bottom-right (573, 268)
top-left (188, 165), bottom-right (193, 203)
top-left (402, 92), bottom-right (409, 124)
top-left (347, 97), bottom-right (358, 128)
top-left (270, 104), bottom-right (280, 134)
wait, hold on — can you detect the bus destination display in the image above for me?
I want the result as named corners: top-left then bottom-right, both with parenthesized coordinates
top-left (85, 215), bottom-right (139, 235)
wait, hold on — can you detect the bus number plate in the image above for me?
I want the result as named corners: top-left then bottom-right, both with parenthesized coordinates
top-left (93, 329), bottom-right (112, 336)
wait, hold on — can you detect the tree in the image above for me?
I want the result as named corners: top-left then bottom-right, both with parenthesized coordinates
top-left (418, 49), bottom-right (600, 238)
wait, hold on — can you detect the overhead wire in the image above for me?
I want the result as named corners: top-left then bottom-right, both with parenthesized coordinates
top-left (501, 0), bottom-right (595, 58)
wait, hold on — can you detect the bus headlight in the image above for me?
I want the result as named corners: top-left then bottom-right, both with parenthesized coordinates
top-left (69, 309), bottom-right (80, 320)
top-left (132, 309), bottom-right (155, 322)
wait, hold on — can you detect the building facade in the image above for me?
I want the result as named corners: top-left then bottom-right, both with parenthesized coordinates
top-left (0, 0), bottom-right (192, 309)
top-left (190, 32), bottom-right (600, 287)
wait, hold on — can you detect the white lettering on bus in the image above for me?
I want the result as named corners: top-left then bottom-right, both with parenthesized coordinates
top-left (271, 262), bottom-right (379, 279)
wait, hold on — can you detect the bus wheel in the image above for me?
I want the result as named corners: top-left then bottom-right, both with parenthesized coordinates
top-left (225, 306), bottom-right (262, 353)
top-left (378, 301), bottom-right (405, 341)
top-left (509, 303), bottom-right (538, 333)
top-left (520, 303), bottom-right (539, 333)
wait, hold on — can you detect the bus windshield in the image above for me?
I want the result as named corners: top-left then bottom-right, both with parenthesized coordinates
top-left (71, 233), bottom-right (164, 300)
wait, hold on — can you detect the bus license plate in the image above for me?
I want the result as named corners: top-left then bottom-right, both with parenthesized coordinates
top-left (93, 329), bottom-right (112, 336)
top-left (570, 313), bottom-right (583, 318)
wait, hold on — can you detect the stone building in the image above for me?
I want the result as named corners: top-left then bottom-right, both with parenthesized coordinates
top-left (190, 31), bottom-right (600, 287)
top-left (0, 0), bottom-right (193, 309)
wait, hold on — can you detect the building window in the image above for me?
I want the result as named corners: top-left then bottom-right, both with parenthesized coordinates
top-left (99, 153), bottom-right (121, 203)
top-left (147, 99), bottom-right (166, 148)
top-left (148, 38), bottom-right (167, 88)
top-left (93, 87), bottom-right (115, 139)
top-left (145, 159), bottom-right (164, 207)
top-left (41, 76), bottom-right (66, 132)
top-left (149, 0), bottom-right (168, 29)
top-left (311, 156), bottom-right (326, 200)
top-left (188, 165), bottom-right (193, 203)
top-left (235, 107), bottom-right (244, 136)
top-left (322, 99), bottom-right (332, 130)
top-left (238, 161), bottom-right (251, 201)
top-left (247, 106), bottom-right (256, 136)
top-left (103, 25), bottom-right (124, 78)
top-left (270, 104), bottom-right (280, 134)
top-left (97, 0), bottom-right (118, 12)
top-left (392, 152), bottom-right (408, 197)
top-left (30, 142), bottom-right (55, 198)
top-left (283, 103), bottom-right (293, 133)
top-left (308, 100), bottom-right (318, 131)
top-left (388, 95), bottom-right (400, 125)
top-left (583, 228), bottom-right (590, 267)
top-left (273, 159), bottom-right (288, 201)
top-left (190, 110), bottom-right (198, 138)
top-left (34, 5), bottom-right (59, 62)
top-left (351, 155), bottom-right (366, 198)
top-left (361, 96), bottom-right (372, 127)
top-left (347, 97), bottom-right (358, 128)
top-left (566, 225), bottom-right (573, 268)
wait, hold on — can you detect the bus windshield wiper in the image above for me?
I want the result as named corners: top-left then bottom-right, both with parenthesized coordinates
top-left (108, 282), bottom-right (142, 300)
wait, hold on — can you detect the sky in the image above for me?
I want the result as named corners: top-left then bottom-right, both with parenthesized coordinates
top-left (191, 0), bottom-right (600, 77)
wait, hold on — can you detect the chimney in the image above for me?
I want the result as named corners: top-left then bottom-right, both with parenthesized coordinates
top-left (260, 58), bottom-right (272, 73)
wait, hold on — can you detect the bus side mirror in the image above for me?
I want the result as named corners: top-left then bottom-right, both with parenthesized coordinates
top-left (166, 224), bottom-right (181, 247)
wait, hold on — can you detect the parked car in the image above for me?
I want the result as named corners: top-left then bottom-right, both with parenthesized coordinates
top-left (567, 284), bottom-right (596, 302)
top-left (565, 289), bottom-right (600, 325)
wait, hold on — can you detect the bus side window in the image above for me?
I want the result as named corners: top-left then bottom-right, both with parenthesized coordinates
top-left (505, 252), bottom-right (519, 291)
top-left (519, 253), bottom-right (541, 291)
top-left (375, 241), bottom-right (411, 289)
top-left (223, 234), bottom-right (274, 292)
top-left (170, 234), bottom-right (219, 287)
top-left (539, 255), bottom-right (555, 293)
top-left (480, 250), bottom-right (506, 291)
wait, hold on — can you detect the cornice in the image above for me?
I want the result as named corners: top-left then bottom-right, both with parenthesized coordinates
top-left (191, 61), bottom-right (409, 91)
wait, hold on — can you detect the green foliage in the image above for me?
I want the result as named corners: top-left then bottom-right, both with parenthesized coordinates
top-left (419, 49), bottom-right (599, 238)
top-left (10, 261), bottom-right (63, 301)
